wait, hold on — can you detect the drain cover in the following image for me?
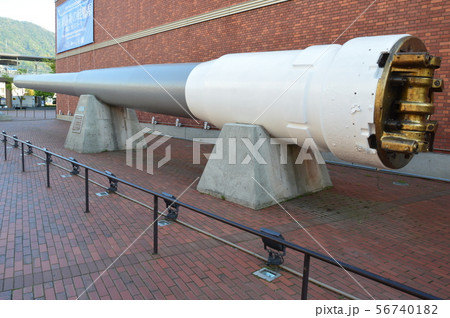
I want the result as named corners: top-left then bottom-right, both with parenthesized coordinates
top-left (96, 192), bottom-right (109, 197)
top-left (158, 220), bottom-right (171, 227)
top-left (253, 268), bottom-right (281, 282)
top-left (393, 181), bottom-right (409, 186)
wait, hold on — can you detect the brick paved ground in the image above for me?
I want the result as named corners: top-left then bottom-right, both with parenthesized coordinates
top-left (0, 118), bottom-right (449, 300)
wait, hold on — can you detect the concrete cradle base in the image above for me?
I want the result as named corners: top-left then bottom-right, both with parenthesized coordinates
top-left (197, 123), bottom-right (332, 210)
top-left (141, 122), bottom-right (220, 140)
top-left (65, 95), bottom-right (142, 153)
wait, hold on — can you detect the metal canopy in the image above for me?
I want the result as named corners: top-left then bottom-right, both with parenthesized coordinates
top-left (0, 53), bottom-right (54, 66)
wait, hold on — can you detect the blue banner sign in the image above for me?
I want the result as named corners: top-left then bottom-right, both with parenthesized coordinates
top-left (57, 0), bottom-right (94, 53)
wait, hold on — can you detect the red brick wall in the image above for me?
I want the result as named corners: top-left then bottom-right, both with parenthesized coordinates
top-left (55, 0), bottom-right (450, 150)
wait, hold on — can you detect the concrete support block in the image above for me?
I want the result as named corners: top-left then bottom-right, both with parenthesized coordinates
top-left (185, 126), bottom-right (220, 140)
top-left (64, 94), bottom-right (142, 153)
top-left (140, 123), bottom-right (221, 140)
top-left (197, 123), bottom-right (332, 210)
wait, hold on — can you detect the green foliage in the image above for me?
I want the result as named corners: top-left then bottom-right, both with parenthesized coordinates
top-left (0, 17), bottom-right (54, 57)
top-left (33, 90), bottom-right (54, 99)
top-left (0, 17), bottom-right (55, 74)
top-left (42, 59), bottom-right (56, 73)
top-left (0, 18), bottom-right (56, 97)
top-left (0, 74), bottom-right (13, 90)
top-left (0, 73), bottom-right (13, 90)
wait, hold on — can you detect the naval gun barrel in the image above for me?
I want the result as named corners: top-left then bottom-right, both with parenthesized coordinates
top-left (14, 63), bottom-right (200, 118)
top-left (14, 35), bottom-right (443, 169)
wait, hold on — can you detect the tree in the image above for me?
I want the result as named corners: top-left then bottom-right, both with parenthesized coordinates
top-left (34, 90), bottom-right (54, 100)
top-left (42, 59), bottom-right (56, 73)
top-left (1, 74), bottom-right (13, 91)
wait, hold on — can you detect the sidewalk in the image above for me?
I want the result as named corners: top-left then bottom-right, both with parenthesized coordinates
top-left (0, 118), bottom-right (449, 299)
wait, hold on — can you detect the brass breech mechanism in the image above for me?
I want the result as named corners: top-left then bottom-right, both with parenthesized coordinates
top-left (375, 37), bottom-right (443, 169)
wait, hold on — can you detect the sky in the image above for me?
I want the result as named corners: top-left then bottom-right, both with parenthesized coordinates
top-left (0, 0), bottom-right (56, 32)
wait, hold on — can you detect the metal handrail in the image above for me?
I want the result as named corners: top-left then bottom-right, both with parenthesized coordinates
top-left (1, 131), bottom-right (441, 300)
top-left (326, 160), bottom-right (450, 183)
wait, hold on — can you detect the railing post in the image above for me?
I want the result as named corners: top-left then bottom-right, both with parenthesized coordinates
top-left (153, 195), bottom-right (159, 254)
top-left (25, 141), bottom-right (33, 155)
top-left (69, 157), bottom-right (80, 175)
top-left (44, 149), bottom-right (51, 188)
top-left (12, 135), bottom-right (18, 148)
top-left (301, 254), bottom-right (311, 300)
top-left (85, 168), bottom-right (90, 213)
top-left (2, 131), bottom-right (6, 161)
top-left (105, 171), bottom-right (118, 193)
top-left (21, 142), bottom-right (25, 172)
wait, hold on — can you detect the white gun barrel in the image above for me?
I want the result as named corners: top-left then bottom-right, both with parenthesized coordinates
top-left (15, 35), bottom-right (443, 169)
